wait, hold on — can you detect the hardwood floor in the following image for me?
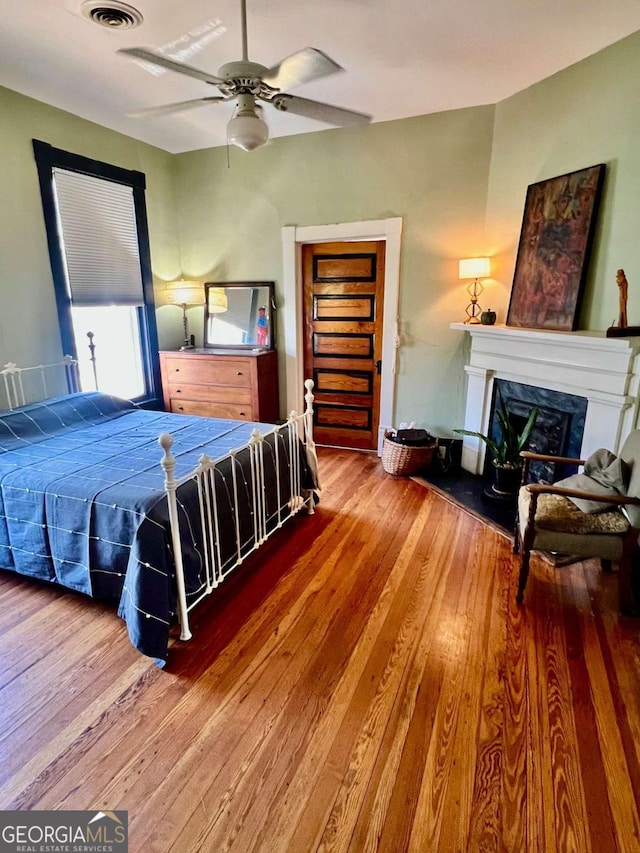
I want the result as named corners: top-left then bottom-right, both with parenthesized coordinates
top-left (1, 447), bottom-right (640, 852)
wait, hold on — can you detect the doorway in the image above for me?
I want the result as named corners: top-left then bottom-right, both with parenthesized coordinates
top-left (281, 217), bottom-right (402, 454)
top-left (302, 241), bottom-right (385, 450)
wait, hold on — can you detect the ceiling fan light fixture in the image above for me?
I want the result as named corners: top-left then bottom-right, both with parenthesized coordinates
top-left (227, 95), bottom-right (269, 151)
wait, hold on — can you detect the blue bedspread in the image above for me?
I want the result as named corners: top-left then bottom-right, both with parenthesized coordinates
top-left (0, 393), bottom-right (307, 665)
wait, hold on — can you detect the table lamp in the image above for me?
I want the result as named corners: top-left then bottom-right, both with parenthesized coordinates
top-left (459, 257), bottom-right (491, 324)
top-left (163, 280), bottom-right (204, 349)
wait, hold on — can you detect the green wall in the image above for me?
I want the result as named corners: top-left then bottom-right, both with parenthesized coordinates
top-left (2, 27), bottom-right (640, 432)
top-left (485, 30), bottom-right (640, 332)
top-left (0, 85), bottom-right (181, 368)
top-left (174, 30), bottom-right (640, 433)
top-left (174, 106), bottom-right (496, 431)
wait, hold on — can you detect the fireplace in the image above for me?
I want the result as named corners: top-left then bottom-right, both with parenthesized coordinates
top-left (486, 380), bottom-right (587, 484)
top-left (451, 323), bottom-right (640, 475)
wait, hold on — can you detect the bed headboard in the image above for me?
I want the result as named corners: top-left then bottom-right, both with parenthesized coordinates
top-left (0, 356), bottom-right (80, 411)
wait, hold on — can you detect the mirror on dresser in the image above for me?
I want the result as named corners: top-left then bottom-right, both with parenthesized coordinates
top-left (203, 281), bottom-right (276, 350)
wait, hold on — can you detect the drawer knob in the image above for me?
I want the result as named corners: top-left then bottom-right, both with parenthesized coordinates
top-left (236, 371), bottom-right (243, 376)
top-left (239, 411), bottom-right (245, 416)
top-left (176, 389), bottom-right (182, 393)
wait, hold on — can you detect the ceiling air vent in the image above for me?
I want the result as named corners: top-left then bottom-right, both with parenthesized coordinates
top-left (81, 0), bottom-right (143, 29)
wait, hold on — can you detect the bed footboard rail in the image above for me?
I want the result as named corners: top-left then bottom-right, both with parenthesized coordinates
top-left (159, 379), bottom-right (317, 642)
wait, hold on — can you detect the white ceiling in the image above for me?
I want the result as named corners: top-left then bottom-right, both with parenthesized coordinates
top-left (2, 0), bottom-right (640, 154)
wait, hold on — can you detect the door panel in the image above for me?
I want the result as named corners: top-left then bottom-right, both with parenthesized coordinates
top-left (313, 332), bottom-right (374, 359)
top-left (313, 369), bottom-right (372, 396)
top-left (303, 241), bottom-right (385, 450)
top-left (314, 254), bottom-right (376, 281)
top-left (315, 404), bottom-right (372, 430)
top-left (314, 294), bottom-right (375, 320)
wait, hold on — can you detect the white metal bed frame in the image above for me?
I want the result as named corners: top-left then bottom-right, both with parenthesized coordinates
top-left (1, 356), bottom-right (81, 410)
top-left (0, 359), bottom-right (318, 645)
top-left (159, 379), bottom-right (317, 641)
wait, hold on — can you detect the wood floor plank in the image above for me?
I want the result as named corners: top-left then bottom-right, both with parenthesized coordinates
top-left (348, 500), bottom-right (462, 853)
top-left (531, 556), bottom-right (592, 853)
top-left (499, 546), bottom-right (530, 852)
top-left (167, 476), bottom-right (429, 853)
top-left (1, 447), bottom-right (639, 852)
top-left (132, 458), bottom-right (423, 850)
top-left (312, 499), bottom-right (461, 853)
top-left (250, 493), bottom-right (444, 853)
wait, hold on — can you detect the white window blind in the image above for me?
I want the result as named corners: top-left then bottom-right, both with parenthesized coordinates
top-left (52, 168), bottom-right (144, 306)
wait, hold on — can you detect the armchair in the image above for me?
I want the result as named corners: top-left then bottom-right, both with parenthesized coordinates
top-left (514, 430), bottom-right (640, 615)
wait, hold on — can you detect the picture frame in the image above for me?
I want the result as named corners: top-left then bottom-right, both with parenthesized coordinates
top-left (506, 164), bottom-right (605, 331)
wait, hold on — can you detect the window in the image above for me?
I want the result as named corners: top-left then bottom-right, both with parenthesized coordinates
top-left (32, 140), bottom-right (161, 404)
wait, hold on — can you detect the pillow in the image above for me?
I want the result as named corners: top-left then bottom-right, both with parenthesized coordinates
top-left (553, 448), bottom-right (629, 514)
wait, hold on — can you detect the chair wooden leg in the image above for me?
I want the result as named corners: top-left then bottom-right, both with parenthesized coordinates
top-left (618, 536), bottom-right (640, 617)
top-left (617, 556), bottom-right (639, 616)
top-left (516, 489), bottom-right (538, 605)
top-left (516, 550), bottom-right (531, 604)
top-left (513, 462), bottom-right (530, 557)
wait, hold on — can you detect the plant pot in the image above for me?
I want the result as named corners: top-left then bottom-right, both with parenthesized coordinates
top-left (489, 461), bottom-right (522, 500)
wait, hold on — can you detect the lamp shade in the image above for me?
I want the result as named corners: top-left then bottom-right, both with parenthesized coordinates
top-left (458, 257), bottom-right (491, 280)
top-left (163, 280), bottom-right (203, 306)
top-left (207, 287), bottom-right (228, 314)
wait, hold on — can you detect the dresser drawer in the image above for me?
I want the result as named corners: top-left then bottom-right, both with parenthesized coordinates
top-left (170, 399), bottom-right (254, 420)
top-left (163, 355), bottom-right (252, 387)
top-left (167, 383), bottom-right (251, 405)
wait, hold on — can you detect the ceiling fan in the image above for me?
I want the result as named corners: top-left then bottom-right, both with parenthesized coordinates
top-left (118, 0), bottom-right (371, 151)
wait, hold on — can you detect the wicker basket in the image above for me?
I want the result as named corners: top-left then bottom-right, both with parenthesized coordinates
top-left (381, 432), bottom-right (437, 476)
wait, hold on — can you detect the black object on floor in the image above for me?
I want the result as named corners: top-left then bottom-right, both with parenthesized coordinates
top-left (414, 466), bottom-right (517, 535)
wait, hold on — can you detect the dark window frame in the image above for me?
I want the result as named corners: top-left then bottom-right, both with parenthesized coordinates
top-left (32, 139), bottom-right (161, 407)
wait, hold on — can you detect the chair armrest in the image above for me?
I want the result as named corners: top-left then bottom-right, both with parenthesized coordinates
top-left (520, 450), bottom-right (585, 466)
top-left (525, 483), bottom-right (640, 506)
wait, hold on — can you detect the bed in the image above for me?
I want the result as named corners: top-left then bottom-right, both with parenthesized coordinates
top-left (0, 360), bottom-right (318, 666)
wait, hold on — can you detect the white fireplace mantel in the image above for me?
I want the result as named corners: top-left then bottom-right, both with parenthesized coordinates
top-left (451, 323), bottom-right (640, 474)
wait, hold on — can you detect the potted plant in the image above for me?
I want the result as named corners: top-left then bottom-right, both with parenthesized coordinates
top-left (455, 387), bottom-right (539, 498)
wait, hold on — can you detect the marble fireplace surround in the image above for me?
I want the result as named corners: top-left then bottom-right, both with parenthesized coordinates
top-left (451, 323), bottom-right (640, 475)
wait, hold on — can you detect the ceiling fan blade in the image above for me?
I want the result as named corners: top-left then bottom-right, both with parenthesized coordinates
top-left (263, 48), bottom-right (343, 90)
top-left (118, 47), bottom-right (224, 87)
top-left (271, 94), bottom-right (371, 128)
top-left (126, 97), bottom-right (228, 119)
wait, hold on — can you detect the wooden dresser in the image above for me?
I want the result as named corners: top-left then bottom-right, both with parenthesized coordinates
top-left (159, 349), bottom-right (279, 423)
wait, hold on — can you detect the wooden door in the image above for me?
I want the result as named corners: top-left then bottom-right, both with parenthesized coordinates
top-left (302, 241), bottom-right (385, 450)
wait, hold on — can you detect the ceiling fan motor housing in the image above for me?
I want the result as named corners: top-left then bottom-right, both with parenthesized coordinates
top-left (218, 61), bottom-right (269, 89)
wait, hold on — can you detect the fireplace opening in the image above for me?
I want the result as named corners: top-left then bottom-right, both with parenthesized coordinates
top-left (484, 380), bottom-right (588, 485)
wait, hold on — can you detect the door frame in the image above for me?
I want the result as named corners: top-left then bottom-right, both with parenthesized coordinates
top-left (281, 217), bottom-right (402, 454)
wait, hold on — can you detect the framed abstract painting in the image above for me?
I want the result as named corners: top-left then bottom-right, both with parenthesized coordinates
top-left (506, 164), bottom-right (605, 331)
